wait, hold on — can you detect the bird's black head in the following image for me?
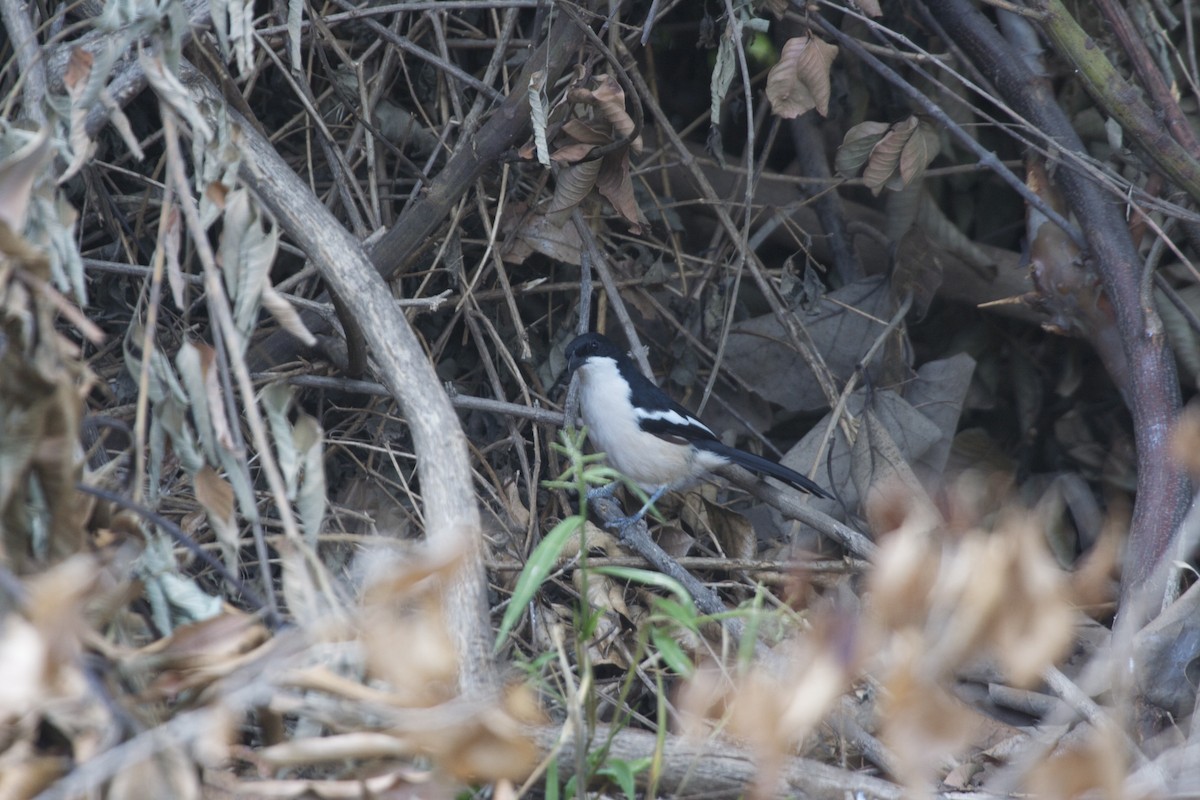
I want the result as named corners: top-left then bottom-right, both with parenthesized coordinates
top-left (565, 332), bottom-right (623, 374)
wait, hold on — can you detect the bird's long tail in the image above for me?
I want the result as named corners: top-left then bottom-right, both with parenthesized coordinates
top-left (696, 440), bottom-right (831, 499)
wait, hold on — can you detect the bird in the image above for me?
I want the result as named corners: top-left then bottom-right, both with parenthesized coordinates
top-left (564, 331), bottom-right (830, 527)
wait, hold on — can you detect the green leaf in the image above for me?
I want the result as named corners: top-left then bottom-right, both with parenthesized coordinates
top-left (590, 566), bottom-right (695, 611)
top-left (546, 757), bottom-right (559, 800)
top-left (649, 626), bottom-right (693, 677)
top-left (647, 595), bottom-right (701, 634)
top-left (597, 758), bottom-right (652, 800)
top-left (495, 514), bottom-right (585, 651)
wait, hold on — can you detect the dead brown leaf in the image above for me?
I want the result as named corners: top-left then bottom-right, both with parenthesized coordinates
top-left (766, 36), bottom-right (838, 119)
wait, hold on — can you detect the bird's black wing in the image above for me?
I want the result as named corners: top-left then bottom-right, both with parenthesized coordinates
top-left (615, 360), bottom-right (721, 444)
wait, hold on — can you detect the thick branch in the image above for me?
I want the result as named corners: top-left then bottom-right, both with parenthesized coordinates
top-left (919, 0), bottom-right (1187, 610)
top-left (537, 723), bottom-right (902, 800)
top-left (180, 63), bottom-right (496, 695)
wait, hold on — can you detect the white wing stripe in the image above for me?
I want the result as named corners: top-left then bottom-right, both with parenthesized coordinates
top-left (635, 407), bottom-right (717, 437)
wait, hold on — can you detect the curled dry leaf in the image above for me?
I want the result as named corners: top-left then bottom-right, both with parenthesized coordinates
top-left (534, 74), bottom-right (647, 231)
top-left (570, 74), bottom-right (642, 154)
top-left (836, 120), bottom-right (891, 177)
top-left (766, 36), bottom-right (838, 119)
top-left (863, 116), bottom-right (917, 194)
top-left (838, 116), bottom-right (940, 195)
top-left (544, 157), bottom-right (603, 224)
top-left (529, 69), bottom-right (551, 167)
top-left (899, 118), bottom-right (941, 184)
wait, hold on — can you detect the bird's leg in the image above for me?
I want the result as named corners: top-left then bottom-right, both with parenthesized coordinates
top-left (586, 482), bottom-right (619, 501)
top-left (606, 485), bottom-right (668, 530)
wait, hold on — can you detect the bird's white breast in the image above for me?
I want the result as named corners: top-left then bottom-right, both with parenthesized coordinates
top-left (577, 358), bottom-right (724, 488)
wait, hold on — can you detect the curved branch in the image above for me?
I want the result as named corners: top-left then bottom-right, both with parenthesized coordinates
top-left (918, 0), bottom-right (1188, 612)
top-left (179, 63), bottom-right (496, 695)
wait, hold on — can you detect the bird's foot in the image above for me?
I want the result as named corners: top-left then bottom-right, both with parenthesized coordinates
top-left (586, 482), bottom-right (619, 501)
top-left (603, 509), bottom-right (648, 532)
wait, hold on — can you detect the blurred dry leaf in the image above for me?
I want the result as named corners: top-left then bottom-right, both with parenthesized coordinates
top-left (880, 642), bottom-right (982, 792)
top-left (263, 685), bottom-right (542, 784)
top-left (0, 216), bottom-right (90, 566)
top-left (361, 544), bottom-right (464, 707)
top-left (1024, 722), bottom-right (1126, 800)
top-left (194, 465), bottom-right (238, 569)
top-left (436, 683), bottom-right (543, 782)
top-left (106, 746), bottom-right (200, 800)
top-left (129, 610), bottom-right (270, 700)
top-left (869, 502), bottom-right (1074, 688)
top-left (1169, 403), bottom-right (1200, 477)
top-left (677, 611), bottom-right (859, 791)
top-left (0, 747), bottom-right (68, 799)
top-left (0, 128), bottom-right (52, 231)
top-left (766, 36), bottom-right (838, 119)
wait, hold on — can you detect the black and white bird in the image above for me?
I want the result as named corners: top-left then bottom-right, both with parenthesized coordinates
top-left (564, 332), bottom-right (830, 526)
